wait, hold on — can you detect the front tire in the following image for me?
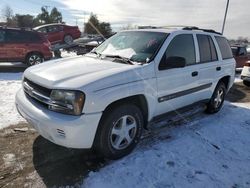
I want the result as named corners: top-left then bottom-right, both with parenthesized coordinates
top-left (25, 53), bottom-right (44, 66)
top-left (243, 80), bottom-right (250, 87)
top-left (94, 104), bottom-right (143, 159)
top-left (206, 82), bottom-right (226, 114)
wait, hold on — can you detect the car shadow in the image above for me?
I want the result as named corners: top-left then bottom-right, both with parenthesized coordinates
top-left (32, 136), bottom-right (105, 187)
top-left (0, 63), bottom-right (27, 73)
top-left (226, 82), bottom-right (248, 102)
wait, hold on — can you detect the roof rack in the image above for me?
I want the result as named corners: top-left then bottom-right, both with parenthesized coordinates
top-left (182, 26), bottom-right (222, 35)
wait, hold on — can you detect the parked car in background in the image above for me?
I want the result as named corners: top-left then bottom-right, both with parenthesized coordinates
top-left (34, 23), bottom-right (81, 45)
top-left (231, 45), bottom-right (249, 68)
top-left (16, 27), bottom-right (235, 159)
top-left (241, 60), bottom-right (250, 86)
top-left (0, 27), bottom-right (52, 66)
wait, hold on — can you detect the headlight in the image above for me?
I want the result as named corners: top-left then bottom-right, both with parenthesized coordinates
top-left (49, 90), bottom-right (85, 115)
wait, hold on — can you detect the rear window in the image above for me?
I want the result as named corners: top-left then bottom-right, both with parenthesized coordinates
top-left (215, 36), bottom-right (233, 59)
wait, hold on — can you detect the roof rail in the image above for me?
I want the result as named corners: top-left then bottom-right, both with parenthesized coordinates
top-left (182, 26), bottom-right (222, 35)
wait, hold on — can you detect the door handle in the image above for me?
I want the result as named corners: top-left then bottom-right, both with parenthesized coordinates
top-left (192, 71), bottom-right (198, 77)
top-left (216, 67), bottom-right (221, 71)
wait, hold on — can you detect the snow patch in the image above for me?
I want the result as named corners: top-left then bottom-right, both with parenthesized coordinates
top-left (0, 73), bottom-right (25, 129)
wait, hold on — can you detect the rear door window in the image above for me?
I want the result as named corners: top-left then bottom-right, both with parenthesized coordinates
top-left (5, 30), bottom-right (25, 43)
top-left (47, 25), bottom-right (61, 33)
top-left (197, 34), bottom-right (218, 63)
top-left (22, 31), bottom-right (41, 42)
top-left (215, 36), bottom-right (233, 59)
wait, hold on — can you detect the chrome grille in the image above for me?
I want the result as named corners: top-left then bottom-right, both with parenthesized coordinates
top-left (23, 78), bottom-right (52, 107)
top-left (23, 78), bottom-right (51, 97)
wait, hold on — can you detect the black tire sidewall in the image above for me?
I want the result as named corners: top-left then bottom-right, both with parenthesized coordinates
top-left (206, 82), bottom-right (226, 113)
top-left (243, 80), bottom-right (250, 87)
top-left (95, 104), bottom-right (143, 159)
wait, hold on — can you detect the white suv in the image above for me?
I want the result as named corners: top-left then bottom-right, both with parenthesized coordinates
top-left (16, 27), bottom-right (235, 159)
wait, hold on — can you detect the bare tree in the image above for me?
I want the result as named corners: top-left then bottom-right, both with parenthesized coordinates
top-left (2, 5), bottom-right (13, 22)
top-left (1, 5), bottom-right (16, 26)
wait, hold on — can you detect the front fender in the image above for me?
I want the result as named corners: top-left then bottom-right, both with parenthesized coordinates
top-left (83, 78), bottom-right (158, 121)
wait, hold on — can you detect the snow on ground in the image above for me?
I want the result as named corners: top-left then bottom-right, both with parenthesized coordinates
top-left (0, 73), bottom-right (25, 129)
top-left (83, 102), bottom-right (250, 188)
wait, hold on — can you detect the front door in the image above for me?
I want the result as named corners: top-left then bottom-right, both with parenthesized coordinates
top-left (155, 34), bottom-right (200, 116)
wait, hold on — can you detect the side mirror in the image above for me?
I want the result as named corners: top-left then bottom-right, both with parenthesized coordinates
top-left (165, 56), bottom-right (186, 68)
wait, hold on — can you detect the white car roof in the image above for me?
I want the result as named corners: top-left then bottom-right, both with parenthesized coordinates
top-left (121, 28), bottom-right (223, 37)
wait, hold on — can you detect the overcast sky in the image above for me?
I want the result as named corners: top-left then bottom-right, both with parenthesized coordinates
top-left (1, 0), bottom-right (249, 39)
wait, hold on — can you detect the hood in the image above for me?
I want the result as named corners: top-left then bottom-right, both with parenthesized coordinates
top-left (24, 55), bottom-right (146, 91)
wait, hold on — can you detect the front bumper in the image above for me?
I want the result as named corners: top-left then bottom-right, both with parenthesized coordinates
top-left (15, 89), bottom-right (102, 149)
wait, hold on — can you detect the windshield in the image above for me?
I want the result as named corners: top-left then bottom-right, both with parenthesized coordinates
top-left (95, 31), bottom-right (168, 62)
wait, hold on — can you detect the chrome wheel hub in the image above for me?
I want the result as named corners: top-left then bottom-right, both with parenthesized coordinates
top-left (29, 55), bottom-right (42, 65)
top-left (110, 115), bottom-right (137, 150)
top-left (214, 88), bottom-right (224, 108)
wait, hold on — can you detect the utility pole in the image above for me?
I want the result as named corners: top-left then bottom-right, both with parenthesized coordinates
top-left (83, 11), bottom-right (86, 33)
top-left (222, 0), bottom-right (229, 34)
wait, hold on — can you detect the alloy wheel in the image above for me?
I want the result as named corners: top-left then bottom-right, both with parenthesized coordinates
top-left (110, 115), bottom-right (137, 150)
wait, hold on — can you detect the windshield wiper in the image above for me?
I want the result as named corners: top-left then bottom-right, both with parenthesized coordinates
top-left (104, 54), bottom-right (134, 65)
top-left (90, 51), bottom-right (101, 56)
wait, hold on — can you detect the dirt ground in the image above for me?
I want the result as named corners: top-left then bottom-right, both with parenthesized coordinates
top-left (0, 81), bottom-right (249, 188)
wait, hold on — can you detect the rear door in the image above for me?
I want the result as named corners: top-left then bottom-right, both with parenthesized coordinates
top-left (155, 33), bottom-right (201, 116)
top-left (0, 29), bottom-right (6, 61)
top-left (5, 29), bottom-right (27, 61)
top-left (192, 34), bottom-right (220, 100)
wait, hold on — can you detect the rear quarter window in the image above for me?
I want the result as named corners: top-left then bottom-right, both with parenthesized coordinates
top-left (215, 36), bottom-right (233, 60)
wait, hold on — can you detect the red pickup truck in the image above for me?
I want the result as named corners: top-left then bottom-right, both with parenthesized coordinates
top-left (231, 45), bottom-right (249, 68)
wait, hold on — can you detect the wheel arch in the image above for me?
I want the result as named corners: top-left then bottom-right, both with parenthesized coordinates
top-left (218, 75), bottom-right (231, 90)
top-left (101, 94), bottom-right (149, 129)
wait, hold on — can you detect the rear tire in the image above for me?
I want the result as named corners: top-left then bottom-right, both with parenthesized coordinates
top-left (243, 80), bottom-right (250, 87)
top-left (25, 53), bottom-right (44, 66)
top-left (206, 82), bottom-right (226, 114)
top-left (94, 104), bottom-right (143, 159)
top-left (64, 35), bottom-right (73, 44)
